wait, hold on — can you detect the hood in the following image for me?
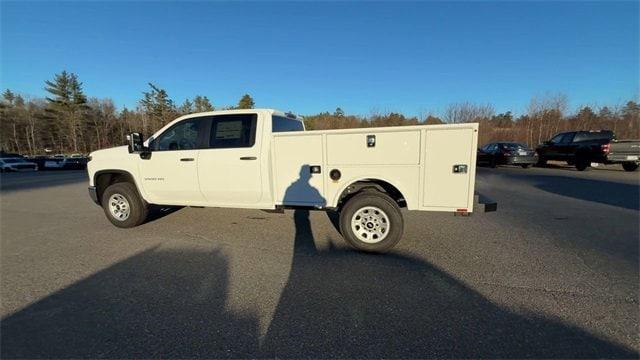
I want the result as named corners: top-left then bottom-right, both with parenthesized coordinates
top-left (90, 146), bottom-right (129, 160)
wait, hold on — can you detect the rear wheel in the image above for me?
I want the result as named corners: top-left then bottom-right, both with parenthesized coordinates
top-left (536, 156), bottom-right (547, 167)
top-left (575, 156), bottom-right (590, 171)
top-left (622, 162), bottom-right (639, 172)
top-left (339, 191), bottom-right (403, 253)
top-left (520, 164), bottom-right (530, 169)
top-left (102, 182), bottom-right (148, 228)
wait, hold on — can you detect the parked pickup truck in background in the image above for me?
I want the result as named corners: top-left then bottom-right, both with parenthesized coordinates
top-left (87, 109), bottom-right (495, 252)
top-left (607, 140), bottom-right (640, 172)
top-left (535, 130), bottom-right (640, 171)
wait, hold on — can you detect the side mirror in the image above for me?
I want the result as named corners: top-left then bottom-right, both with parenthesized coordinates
top-left (127, 132), bottom-right (145, 153)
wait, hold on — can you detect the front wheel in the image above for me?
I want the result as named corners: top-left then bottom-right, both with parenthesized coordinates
top-left (102, 182), bottom-right (149, 228)
top-left (521, 164), bottom-right (530, 169)
top-left (339, 191), bottom-right (404, 253)
top-left (622, 162), bottom-right (639, 172)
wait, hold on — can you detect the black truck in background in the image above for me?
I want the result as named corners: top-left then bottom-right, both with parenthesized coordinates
top-left (536, 130), bottom-right (640, 172)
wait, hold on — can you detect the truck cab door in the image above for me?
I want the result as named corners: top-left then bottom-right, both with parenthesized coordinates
top-left (544, 133), bottom-right (565, 159)
top-left (197, 113), bottom-right (264, 207)
top-left (139, 117), bottom-right (207, 205)
top-left (558, 132), bottom-right (576, 158)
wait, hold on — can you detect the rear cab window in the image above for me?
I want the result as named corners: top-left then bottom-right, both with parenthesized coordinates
top-left (272, 115), bottom-right (304, 133)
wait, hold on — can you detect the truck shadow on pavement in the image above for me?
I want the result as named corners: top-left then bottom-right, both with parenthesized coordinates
top-left (528, 174), bottom-right (639, 211)
top-left (0, 246), bottom-right (260, 359)
top-left (2, 168), bottom-right (637, 358)
top-left (533, 175), bottom-right (639, 211)
top-left (1, 212), bottom-right (637, 358)
top-left (259, 209), bottom-right (638, 358)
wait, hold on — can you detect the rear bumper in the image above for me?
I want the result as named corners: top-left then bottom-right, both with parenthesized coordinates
top-left (506, 156), bottom-right (537, 165)
top-left (607, 154), bottom-right (640, 163)
top-left (474, 193), bottom-right (497, 212)
top-left (88, 186), bottom-right (99, 205)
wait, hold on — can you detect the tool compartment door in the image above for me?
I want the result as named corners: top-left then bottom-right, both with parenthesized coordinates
top-left (272, 134), bottom-right (325, 206)
top-left (422, 127), bottom-right (476, 210)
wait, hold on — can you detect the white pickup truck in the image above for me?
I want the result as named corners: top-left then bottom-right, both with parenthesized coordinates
top-left (88, 109), bottom-right (494, 252)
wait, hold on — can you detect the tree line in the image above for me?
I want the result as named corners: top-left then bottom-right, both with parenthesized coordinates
top-left (1, 70), bottom-right (638, 155)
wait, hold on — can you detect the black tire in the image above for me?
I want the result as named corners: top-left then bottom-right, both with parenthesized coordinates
top-left (339, 191), bottom-right (403, 253)
top-left (489, 157), bottom-right (497, 168)
top-left (575, 156), bottom-right (590, 171)
top-left (101, 182), bottom-right (149, 228)
top-left (520, 164), bottom-right (530, 169)
top-left (536, 156), bottom-right (547, 167)
top-left (622, 162), bottom-right (639, 172)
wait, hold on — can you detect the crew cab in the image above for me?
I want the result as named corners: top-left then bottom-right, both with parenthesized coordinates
top-left (536, 130), bottom-right (639, 171)
top-left (88, 109), bottom-right (493, 252)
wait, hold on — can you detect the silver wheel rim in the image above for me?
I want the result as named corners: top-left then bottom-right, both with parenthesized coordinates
top-left (350, 206), bottom-right (390, 243)
top-left (108, 193), bottom-right (130, 221)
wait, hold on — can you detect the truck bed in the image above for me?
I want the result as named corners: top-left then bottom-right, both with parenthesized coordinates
top-left (270, 123), bottom-right (479, 212)
top-left (608, 140), bottom-right (640, 162)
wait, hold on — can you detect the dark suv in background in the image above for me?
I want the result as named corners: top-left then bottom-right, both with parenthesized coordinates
top-left (536, 130), bottom-right (640, 171)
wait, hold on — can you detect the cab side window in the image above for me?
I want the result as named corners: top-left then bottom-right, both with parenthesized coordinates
top-left (560, 132), bottom-right (576, 144)
top-left (549, 133), bottom-right (565, 144)
top-left (154, 119), bottom-right (203, 151)
top-left (209, 114), bottom-right (257, 148)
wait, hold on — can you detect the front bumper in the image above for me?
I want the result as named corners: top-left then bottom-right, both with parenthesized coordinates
top-left (506, 156), bottom-right (537, 165)
top-left (88, 186), bottom-right (100, 205)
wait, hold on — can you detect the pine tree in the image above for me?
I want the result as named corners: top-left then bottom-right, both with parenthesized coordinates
top-left (3, 89), bottom-right (15, 105)
top-left (44, 71), bottom-right (88, 152)
top-left (180, 99), bottom-right (194, 115)
top-left (237, 94), bottom-right (255, 109)
top-left (193, 95), bottom-right (214, 112)
top-left (139, 83), bottom-right (177, 132)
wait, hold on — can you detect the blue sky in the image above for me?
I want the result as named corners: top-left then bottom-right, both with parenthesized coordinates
top-left (1, 1), bottom-right (638, 117)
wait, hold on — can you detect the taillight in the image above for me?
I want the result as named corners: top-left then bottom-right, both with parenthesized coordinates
top-left (601, 143), bottom-right (610, 154)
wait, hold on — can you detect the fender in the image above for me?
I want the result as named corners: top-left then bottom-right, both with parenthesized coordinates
top-left (93, 169), bottom-right (147, 205)
top-left (331, 175), bottom-right (409, 209)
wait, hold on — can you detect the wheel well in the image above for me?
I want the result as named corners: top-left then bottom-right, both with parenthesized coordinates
top-left (94, 171), bottom-right (137, 205)
top-left (338, 179), bottom-right (407, 208)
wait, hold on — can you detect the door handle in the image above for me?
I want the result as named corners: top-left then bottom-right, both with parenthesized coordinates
top-left (240, 156), bottom-right (257, 160)
top-left (180, 158), bottom-right (194, 162)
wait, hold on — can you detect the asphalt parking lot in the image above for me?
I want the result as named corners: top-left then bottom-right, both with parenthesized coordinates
top-left (1, 165), bottom-right (638, 358)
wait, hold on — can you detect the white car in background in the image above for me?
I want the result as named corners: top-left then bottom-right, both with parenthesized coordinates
top-left (0, 158), bottom-right (38, 172)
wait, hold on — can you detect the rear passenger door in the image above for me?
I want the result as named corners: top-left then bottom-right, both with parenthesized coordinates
top-left (197, 113), bottom-right (264, 206)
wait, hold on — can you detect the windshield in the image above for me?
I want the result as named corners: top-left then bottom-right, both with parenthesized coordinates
top-left (2, 158), bottom-right (26, 163)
